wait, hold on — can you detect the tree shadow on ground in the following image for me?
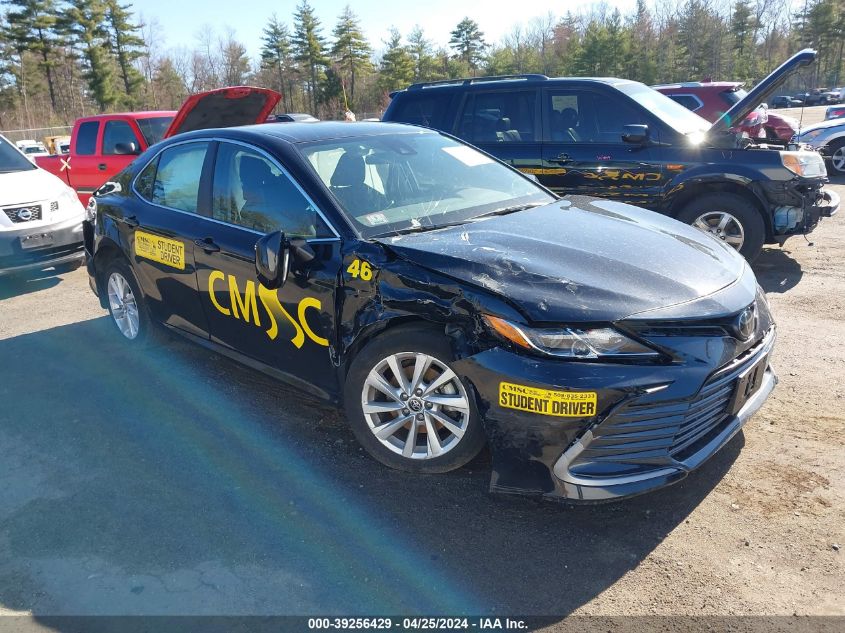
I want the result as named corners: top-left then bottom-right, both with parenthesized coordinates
top-left (0, 318), bottom-right (742, 622)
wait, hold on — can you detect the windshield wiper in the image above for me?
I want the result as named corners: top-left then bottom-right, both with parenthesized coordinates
top-left (375, 219), bottom-right (472, 238)
top-left (471, 202), bottom-right (543, 219)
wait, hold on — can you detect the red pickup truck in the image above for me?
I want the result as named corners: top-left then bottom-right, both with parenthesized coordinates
top-left (37, 86), bottom-right (280, 205)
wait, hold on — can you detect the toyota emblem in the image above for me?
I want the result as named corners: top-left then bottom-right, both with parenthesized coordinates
top-left (736, 306), bottom-right (756, 340)
top-left (17, 208), bottom-right (33, 221)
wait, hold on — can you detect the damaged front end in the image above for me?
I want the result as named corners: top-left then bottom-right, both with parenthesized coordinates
top-left (452, 284), bottom-right (776, 503)
top-left (758, 174), bottom-right (839, 241)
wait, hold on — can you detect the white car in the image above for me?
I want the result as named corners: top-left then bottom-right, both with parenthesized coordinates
top-left (1, 134), bottom-right (86, 277)
top-left (797, 118), bottom-right (845, 175)
top-left (15, 140), bottom-right (49, 163)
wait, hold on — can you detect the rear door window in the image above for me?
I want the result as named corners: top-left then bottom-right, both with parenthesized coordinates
top-left (75, 121), bottom-right (100, 155)
top-left (150, 142), bottom-right (210, 213)
top-left (457, 90), bottom-right (537, 143)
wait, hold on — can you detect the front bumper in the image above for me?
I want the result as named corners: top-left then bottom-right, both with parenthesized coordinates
top-left (456, 325), bottom-right (776, 503)
top-left (0, 215), bottom-right (84, 276)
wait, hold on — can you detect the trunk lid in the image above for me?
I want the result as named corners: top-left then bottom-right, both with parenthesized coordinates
top-left (163, 86), bottom-right (282, 138)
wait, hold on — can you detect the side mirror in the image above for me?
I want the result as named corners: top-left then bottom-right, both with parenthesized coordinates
top-left (255, 230), bottom-right (289, 289)
top-left (622, 124), bottom-right (650, 145)
top-left (114, 142), bottom-right (140, 155)
top-left (288, 237), bottom-right (316, 265)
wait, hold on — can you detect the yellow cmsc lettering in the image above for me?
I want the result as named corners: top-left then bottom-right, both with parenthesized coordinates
top-left (208, 270), bottom-right (230, 316)
top-left (228, 276), bottom-right (261, 326)
top-left (298, 297), bottom-right (329, 347)
top-left (257, 284), bottom-right (304, 346)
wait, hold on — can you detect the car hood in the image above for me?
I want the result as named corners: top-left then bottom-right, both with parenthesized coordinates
top-left (710, 48), bottom-right (816, 135)
top-left (163, 86), bottom-right (282, 138)
top-left (0, 166), bottom-right (71, 206)
top-left (375, 197), bottom-right (747, 323)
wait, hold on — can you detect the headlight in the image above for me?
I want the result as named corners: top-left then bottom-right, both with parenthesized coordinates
top-left (85, 196), bottom-right (97, 222)
top-left (483, 315), bottom-right (659, 360)
top-left (780, 151), bottom-right (827, 177)
top-left (58, 187), bottom-right (79, 210)
top-left (800, 129), bottom-right (824, 142)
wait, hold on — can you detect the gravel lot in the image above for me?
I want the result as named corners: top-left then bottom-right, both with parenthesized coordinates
top-left (0, 108), bottom-right (842, 625)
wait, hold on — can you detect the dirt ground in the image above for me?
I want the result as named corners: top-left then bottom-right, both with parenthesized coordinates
top-left (0, 108), bottom-right (842, 626)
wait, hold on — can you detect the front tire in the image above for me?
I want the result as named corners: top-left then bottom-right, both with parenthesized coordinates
top-left (677, 193), bottom-right (766, 261)
top-left (103, 259), bottom-right (154, 344)
top-left (827, 139), bottom-right (845, 175)
top-left (343, 326), bottom-right (486, 474)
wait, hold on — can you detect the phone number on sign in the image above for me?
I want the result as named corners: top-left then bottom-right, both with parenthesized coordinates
top-left (307, 618), bottom-right (475, 630)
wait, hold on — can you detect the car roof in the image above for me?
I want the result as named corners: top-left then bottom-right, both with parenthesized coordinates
top-left (170, 121), bottom-right (434, 144)
top-left (393, 75), bottom-right (638, 95)
top-left (654, 82), bottom-right (742, 90)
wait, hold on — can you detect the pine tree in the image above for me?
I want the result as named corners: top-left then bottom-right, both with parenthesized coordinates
top-left (407, 25), bottom-right (435, 81)
top-left (331, 5), bottom-right (371, 110)
top-left (449, 17), bottom-right (486, 73)
top-left (292, 0), bottom-right (329, 115)
top-left (104, 0), bottom-right (144, 106)
top-left (379, 28), bottom-right (414, 92)
top-left (261, 15), bottom-right (294, 111)
top-left (3, 0), bottom-right (64, 112)
top-left (63, 0), bottom-right (117, 111)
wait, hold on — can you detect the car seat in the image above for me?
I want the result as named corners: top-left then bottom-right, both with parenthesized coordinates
top-left (496, 117), bottom-right (522, 142)
top-left (553, 108), bottom-right (580, 142)
top-left (330, 151), bottom-right (387, 214)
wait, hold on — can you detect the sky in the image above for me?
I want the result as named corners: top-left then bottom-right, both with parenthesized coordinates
top-left (136, 0), bottom-right (640, 60)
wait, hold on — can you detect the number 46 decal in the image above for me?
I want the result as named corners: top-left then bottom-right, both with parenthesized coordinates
top-left (346, 258), bottom-right (374, 281)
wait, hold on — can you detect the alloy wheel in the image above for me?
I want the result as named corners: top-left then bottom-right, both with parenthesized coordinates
top-left (361, 352), bottom-right (471, 460)
top-left (693, 211), bottom-right (745, 250)
top-left (831, 146), bottom-right (845, 174)
top-left (107, 272), bottom-right (140, 340)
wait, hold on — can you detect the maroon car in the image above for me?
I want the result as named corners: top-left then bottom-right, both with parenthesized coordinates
top-left (654, 81), bottom-right (798, 142)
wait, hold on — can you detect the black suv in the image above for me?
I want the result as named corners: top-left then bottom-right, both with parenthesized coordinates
top-left (383, 49), bottom-right (839, 260)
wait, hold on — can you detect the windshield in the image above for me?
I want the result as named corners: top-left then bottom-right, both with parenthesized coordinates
top-left (618, 83), bottom-right (710, 135)
top-left (136, 116), bottom-right (174, 146)
top-left (299, 132), bottom-right (554, 238)
top-left (0, 137), bottom-right (36, 172)
top-left (24, 145), bottom-right (45, 154)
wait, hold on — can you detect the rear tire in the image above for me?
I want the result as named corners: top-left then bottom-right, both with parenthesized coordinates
top-left (677, 193), bottom-right (766, 261)
top-left (102, 258), bottom-right (156, 345)
top-left (343, 325), bottom-right (486, 474)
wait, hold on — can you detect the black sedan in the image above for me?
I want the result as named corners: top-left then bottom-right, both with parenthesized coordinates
top-left (771, 95), bottom-right (803, 108)
top-left (84, 121), bottom-right (776, 502)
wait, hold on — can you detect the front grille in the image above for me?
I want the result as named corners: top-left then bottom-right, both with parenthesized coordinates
top-left (570, 333), bottom-right (771, 474)
top-left (3, 204), bottom-right (42, 223)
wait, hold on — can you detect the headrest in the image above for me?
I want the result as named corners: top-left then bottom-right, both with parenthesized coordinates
top-left (330, 151), bottom-right (365, 187)
top-left (496, 117), bottom-right (512, 131)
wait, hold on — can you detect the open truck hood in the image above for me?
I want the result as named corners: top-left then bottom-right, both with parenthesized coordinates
top-left (710, 49), bottom-right (816, 136)
top-left (163, 86), bottom-right (281, 138)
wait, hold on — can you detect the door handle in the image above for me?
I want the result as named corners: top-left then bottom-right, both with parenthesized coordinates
top-left (123, 215), bottom-right (139, 228)
top-left (194, 237), bottom-right (220, 253)
top-left (98, 163), bottom-right (107, 171)
top-left (549, 153), bottom-right (572, 164)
